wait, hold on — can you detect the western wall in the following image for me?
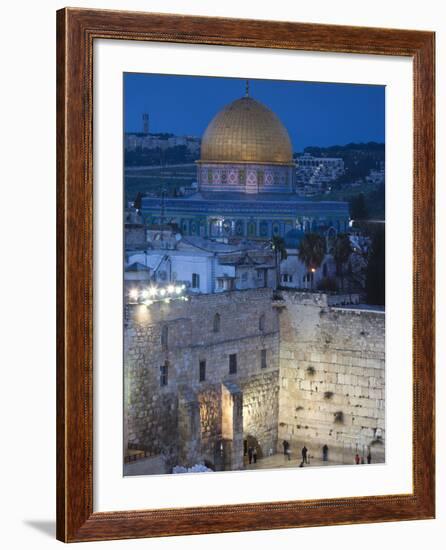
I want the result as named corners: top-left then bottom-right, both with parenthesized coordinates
top-left (277, 292), bottom-right (385, 464)
top-left (124, 288), bottom-right (385, 474)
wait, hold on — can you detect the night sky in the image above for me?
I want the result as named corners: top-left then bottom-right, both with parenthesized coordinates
top-left (124, 73), bottom-right (385, 152)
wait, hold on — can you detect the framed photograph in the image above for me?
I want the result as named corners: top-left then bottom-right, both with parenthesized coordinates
top-left (56, 8), bottom-right (435, 542)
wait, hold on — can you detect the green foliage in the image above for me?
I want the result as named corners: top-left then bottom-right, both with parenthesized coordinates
top-left (125, 144), bottom-right (199, 167)
top-left (317, 277), bottom-right (338, 292)
top-left (350, 193), bottom-right (369, 220)
top-left (301, 141), bottom-right (385, 156)
top-left (271, 236), bottom-right (287, 290)
top-left (133, 192), bottom-right (143, 210)
top-left (365, 225), bottom-right (385, 306)
top-left (295, 142), bottom-right (385, 220)
top-left (332, 233), bottom-right (353, 289)
top-left (271, 236), bottom-right (288, 261)
top-left (124, 164), bottom-right (197, 201)
top-left (333, 233), bottom-right (352, 266)
top-left (365, 183), bottom-right (385, 219)
top-left (298, 233), bottom-right (325, 271)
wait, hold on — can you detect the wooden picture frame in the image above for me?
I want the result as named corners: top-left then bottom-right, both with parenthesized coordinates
top-left (56, 7), bottom-right (435, 542)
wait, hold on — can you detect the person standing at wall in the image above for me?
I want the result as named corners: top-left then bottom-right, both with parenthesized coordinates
top-left (282, 440), bottom-right (289, 456)
top-left (322, 444), bottom-right (329, 462)
top-left (302, 445), bottom-right (308, 464)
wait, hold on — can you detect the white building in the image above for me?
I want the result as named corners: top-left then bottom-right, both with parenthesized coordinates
top-left (365, 167), bottom-right (385, 185)
top-left (295, 153), bottom-right (344, 194)
top-left (125, 235), bottom-right (276, 295)
top-left (279, 251), bottom-right (337, 289)
top-left (124, 133), bottom-right (201, 153)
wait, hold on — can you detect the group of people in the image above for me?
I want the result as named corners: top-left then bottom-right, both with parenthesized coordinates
top-left (355, 451), bottom-right (372, 464)
top-left (247, 446), bottom-right (258, 464)
top-left (247, 440), bottom-right (373, 467)
top-left (282, 441), bottom-right (373, 466)
top-left (282, 440), bottom-right (313, 466)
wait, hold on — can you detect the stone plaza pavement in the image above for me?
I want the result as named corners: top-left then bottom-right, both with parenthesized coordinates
top-left (124, 450), bottom-right (378, 476)
top-left (245, 452), bottom-right (362, 470)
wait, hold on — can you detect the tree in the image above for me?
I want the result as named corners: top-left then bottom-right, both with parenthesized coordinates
top-left (332, 233), bottom-right (353, 290)
top-left (271, 236), bottom-right (288, 290)
top-left (365, 226), bottom-right (385, 306)
top-left (350, 193), bottom-right (368, 220)
top-left (298, 233), bottom-right (325, 289)
top-left (133, 192), bottom-right (143, 211)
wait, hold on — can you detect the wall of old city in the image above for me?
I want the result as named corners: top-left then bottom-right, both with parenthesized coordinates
top-left (277, 292), bottom-right (385, 463)
top-left (125, 288), bottom-right (385, 471)
top-left (124, 288), bottom-right (280, 470)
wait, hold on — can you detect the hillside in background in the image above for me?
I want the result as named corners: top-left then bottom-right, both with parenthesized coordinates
top-left (295, 142), bottom-right (385, 220)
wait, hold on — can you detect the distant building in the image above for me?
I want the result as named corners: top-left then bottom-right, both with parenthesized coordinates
top-left (141, 90), bottom-right (350, 239)
top-left (276, 229), bottom-right (337, 290)
top-left (365, 166), bottom-right (385, 185)
top-left (124, 132), bottom-right (201, 153)
top-left (295, 153), bottom-right (344, 194)
top-left (125, 235), bottom-right (276, 294)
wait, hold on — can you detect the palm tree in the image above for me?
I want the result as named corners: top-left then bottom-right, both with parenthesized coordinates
top-left (298, 233), bottom-right (325, 289)
top-left (270, 236), bottom-right (288, 290)
top-left (332, 233), bottom-right (353, 290)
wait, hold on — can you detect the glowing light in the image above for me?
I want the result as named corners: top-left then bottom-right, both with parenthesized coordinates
top-left (129, 289), bottom-right (139, 301)
top-left (143, 299), bottom-right (153, 306)
top-left (175, 286), bottom-right (182, 294)
top-left (159, 289), bottom-right (166, 296)
top-left (164, 298), bottom-right (171, 304)
top-left (311, 268), bottom-right (316, 273)
top-left (181, 284), bottom-right (186, 291)
top-left (148, 286), bottom-right (158, 297)
top-left (167, 285), bottom-right (175, 294)
top-left (140, 289), bottom-right (149, 299)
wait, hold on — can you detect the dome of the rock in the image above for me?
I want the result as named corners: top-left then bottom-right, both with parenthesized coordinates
top-left (200, 96), bottom-right (293, 165)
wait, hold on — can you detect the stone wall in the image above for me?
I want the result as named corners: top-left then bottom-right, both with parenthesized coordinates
top-left (242, 371), bottom-right (280, 458)
top-left (124, 288), bottom-right (280, 471)
top-left (277, 292), bottom-right (385, 463)
top-left (124, 288), bottom-right (385, 473)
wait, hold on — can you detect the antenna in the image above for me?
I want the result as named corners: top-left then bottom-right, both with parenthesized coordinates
top-left (142, 113), bottom-right (149, 134)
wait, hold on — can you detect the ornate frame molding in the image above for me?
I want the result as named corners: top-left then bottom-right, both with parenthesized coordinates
top-left (56, 8), bottom-right (435, 542)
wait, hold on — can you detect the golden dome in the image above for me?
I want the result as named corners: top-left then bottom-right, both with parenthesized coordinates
top-left (200, 96), bottom-right (293, 165)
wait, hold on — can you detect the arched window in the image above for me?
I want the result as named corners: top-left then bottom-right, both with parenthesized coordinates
top-left (161, 325), bottom-right (168, 349)
top-left (257, 170), bottom-right (264, 186)
top-left (259, 314), bottom-right (265, 332)
top-left (213, 313), bottom-right (221, 333)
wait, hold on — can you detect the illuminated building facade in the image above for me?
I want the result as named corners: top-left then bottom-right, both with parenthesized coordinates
top-left (141, 89), bottom-right (349, 240)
